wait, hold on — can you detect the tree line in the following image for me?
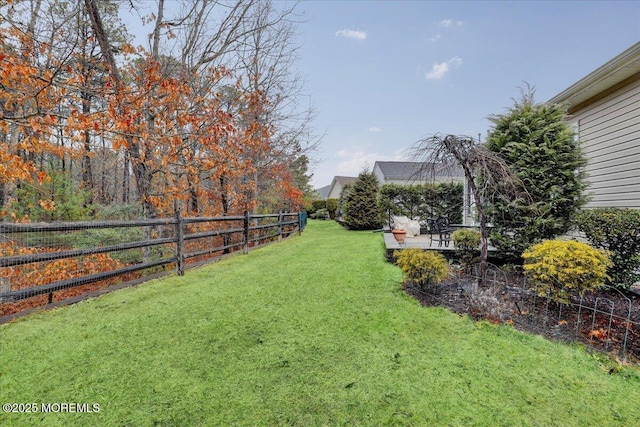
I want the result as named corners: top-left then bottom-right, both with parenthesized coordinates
top-left (0, 0), bottom-right (317, 222)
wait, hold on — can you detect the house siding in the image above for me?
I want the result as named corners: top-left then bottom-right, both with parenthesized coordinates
top-left (569, 76), bottom-right (640, 209)
top-left (326, 176), bottom-right (357, 200)
top-left (372, 163), bottom-right (385, 184)
top-left (327, 186), bottom-right (342, 200)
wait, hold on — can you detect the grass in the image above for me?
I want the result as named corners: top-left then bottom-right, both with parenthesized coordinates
top-left (1, 220), bottom-right (640, 426)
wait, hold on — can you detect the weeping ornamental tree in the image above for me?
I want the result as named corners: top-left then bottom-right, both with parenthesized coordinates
top-left (486, 88), bottom-right (588, 257)
top-left (411, 134), bottom-right (521, 284)
top-left (343, 170), bottom-right (383, 230)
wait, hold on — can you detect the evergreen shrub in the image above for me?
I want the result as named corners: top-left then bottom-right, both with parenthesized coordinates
top-left (486, 90), bottom-right (588, 258)
top-left (452, 229), bottom-right (481, 271)
top-left (326, 199), bottom-right (338, 219)
top-left (308, 200), bottom-right (326, 216)
top-left (378, 182), bottom-right (463, 225)
top-left (309, 208), bottom-right (329, 220)
top-left (343, 171), bottom-right (383, 230)
top-left (522, 240), bottom-right (610, 304)
top-left (576, 208), bottom-right (640, 288)
top-left (394, 249), bottom-right (448, 291)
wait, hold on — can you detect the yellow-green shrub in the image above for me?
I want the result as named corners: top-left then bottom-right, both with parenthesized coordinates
top-left (522, 240), bottom-right (611, 304)
top-left (393, 248), bottom-right (448, 290)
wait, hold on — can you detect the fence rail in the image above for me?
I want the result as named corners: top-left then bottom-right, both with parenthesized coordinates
top-left (0, 211), bottom-right (304, 314)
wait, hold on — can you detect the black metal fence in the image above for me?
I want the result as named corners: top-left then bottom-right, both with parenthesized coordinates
top-left (0, 211), bottom-right (304, 314)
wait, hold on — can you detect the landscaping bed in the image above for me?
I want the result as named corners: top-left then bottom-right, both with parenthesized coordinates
top-left (405, 267), bottom-right (640, 362)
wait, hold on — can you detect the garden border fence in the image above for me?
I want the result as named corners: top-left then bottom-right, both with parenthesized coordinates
top-left (0, 211), bottom-right (305, 311)
top-left (413, 262), bottom-right (639, 361)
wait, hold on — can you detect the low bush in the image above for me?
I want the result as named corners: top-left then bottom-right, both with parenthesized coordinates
top-left (309, 208), bottom-right (329, 220)
top-left (451, 229), bottom-right (480, 271)
top-left (326, 199), bottom-right (338, 219)
top-left (394, 248), bottom-right (448, 291)
top-left (307, 200), bottom-right (326, 216)
top-left (575, 208), bottom-right (640, 289)
top-left (522, 240), bottom-right (610, 304)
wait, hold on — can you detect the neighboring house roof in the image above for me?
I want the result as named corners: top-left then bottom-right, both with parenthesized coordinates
top-left (334, 176), bottom-right (357, 186)
top-left (374, 161), bottom-right (463, 183)
top-left (327, 176), bottom-right (357, 199)
top-left (548, 41), bottom-right (640, 112)
top-left (315, 185), bottom-right (331, 199)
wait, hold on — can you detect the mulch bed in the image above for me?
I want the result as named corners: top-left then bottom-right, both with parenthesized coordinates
top-left (405, 269), bottom-right (640, 363)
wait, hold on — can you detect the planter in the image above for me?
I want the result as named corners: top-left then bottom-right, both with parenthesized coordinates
top-left (392, 229), bottom-right (407, 244)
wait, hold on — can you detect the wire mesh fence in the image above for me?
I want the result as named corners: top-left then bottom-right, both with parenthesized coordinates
top-left (408, 262), bottom-right (640, 361)
top-left (0, 212), bottom-right (303, 318)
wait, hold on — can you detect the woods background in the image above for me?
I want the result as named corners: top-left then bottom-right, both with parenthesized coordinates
top-left (0, 0), bottom-right (318, 223)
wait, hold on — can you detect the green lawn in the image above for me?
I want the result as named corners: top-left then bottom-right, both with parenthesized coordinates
top-left (1, 220), bottom-right (639, 426)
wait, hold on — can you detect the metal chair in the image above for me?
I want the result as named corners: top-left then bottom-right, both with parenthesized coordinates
top-left (433, 216), bottom-right (453, 247)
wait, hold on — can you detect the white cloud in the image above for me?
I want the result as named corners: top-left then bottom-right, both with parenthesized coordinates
top-left (438, 19), bottom-right (464, 28)
top-left (335, 29), bottom-right (367, 40)
top-left (449, 57), bottom-right (463, 67)
top-left (425, 56), bottom-right (463, 80)
top-left (335, 149), bottom-right (403, 176)
top-left (368, 127), bottom-right (381, 133)
top-left (336, 150), bottom-right (377, 175)
top-left (429, 34), bottom-right (442, 42)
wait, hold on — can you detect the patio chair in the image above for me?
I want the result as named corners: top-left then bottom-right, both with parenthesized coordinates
top-left (432, 216), bottom-right (453, 247)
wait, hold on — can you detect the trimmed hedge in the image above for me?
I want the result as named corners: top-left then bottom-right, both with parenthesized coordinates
top-left (576, 208), bottom-right (640, 289)
top-left (307, 199), bottom-right (338, 219)
top-left (378, 182), bottom-right (463, 225)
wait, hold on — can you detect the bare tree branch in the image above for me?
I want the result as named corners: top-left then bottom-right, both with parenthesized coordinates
top-left (411, 133), bottom-right (525, 285)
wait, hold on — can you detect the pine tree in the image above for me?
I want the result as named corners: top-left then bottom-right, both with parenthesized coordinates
top-left (343, 170), bottom-right (383, 230)
top-left (486, 87), bottom-right (588, 257)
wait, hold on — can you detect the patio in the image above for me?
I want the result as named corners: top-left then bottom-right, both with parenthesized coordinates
top-left (382, 228), bottom-right (497, 259)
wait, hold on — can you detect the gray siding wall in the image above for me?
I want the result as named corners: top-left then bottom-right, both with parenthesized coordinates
top-left (570, 76), bottom-right (640, 209)
top-left (327, 184), bottom-right (342, 199)
top-left (372, 164), bottom-right (385, 184)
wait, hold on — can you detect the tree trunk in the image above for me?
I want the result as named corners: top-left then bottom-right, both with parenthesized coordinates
top-left (81, 92), bottom-right (94, 197)
top-left (122, 152), bottom-right (130, 204)
top-left (84, 0), bottom-right (157, 218)
top-left (220, 173), bottom-right (229, 215)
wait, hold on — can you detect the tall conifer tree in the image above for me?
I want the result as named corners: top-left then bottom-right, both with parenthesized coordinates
top-left (344, 169), bottom-right (383, 230)
top-left (486, 87), bottom-right (588, 257)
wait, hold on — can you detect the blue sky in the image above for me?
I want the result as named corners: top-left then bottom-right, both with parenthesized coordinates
top-left (295, 1), bottom-right (640, 189)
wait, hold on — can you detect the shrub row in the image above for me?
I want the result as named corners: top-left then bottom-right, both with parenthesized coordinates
top-left (378, 182), bottom-right (463, 225)
top-left (306, 199), bottom-right (338, 219)
top-left (395, 238), bottom-right (611, 306)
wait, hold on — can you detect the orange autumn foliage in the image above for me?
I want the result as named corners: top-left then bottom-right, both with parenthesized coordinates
top-left (0, 241), bottom-right (123, 292)
top-left (1, 16), bottom-right (305, 221)
top-left (0, 27), bottom-right (76, 188)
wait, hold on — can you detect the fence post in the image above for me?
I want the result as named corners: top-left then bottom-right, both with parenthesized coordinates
top-left (175, 210), bottom-right (184, 276)
top-left (222, 214), bottom-right (231, 255)
top-left (278, 211), bottom-right (284, 242)
top-left (243, 210), bottom-right (250, 254)
top-left (298, 212), bottom-right (303, 236)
